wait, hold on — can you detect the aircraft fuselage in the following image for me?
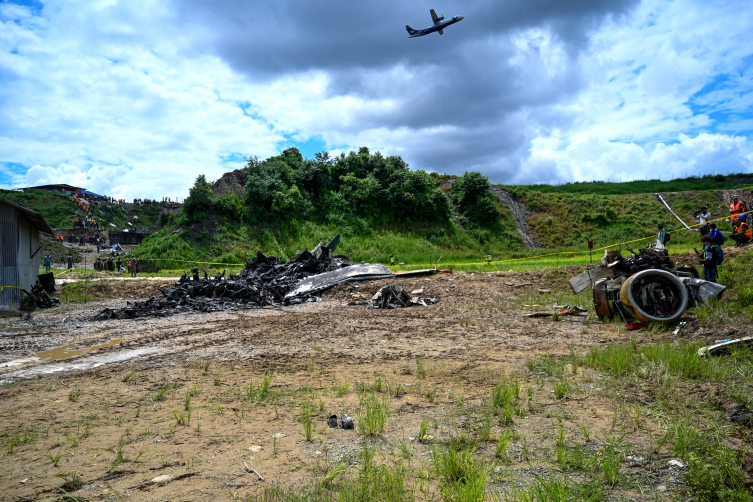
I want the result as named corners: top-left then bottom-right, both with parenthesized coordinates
top-left (406, 15), bottom-right (464, 38)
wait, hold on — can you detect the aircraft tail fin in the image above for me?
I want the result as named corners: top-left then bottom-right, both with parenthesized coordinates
top-left (405, 25), bottom-right (416, 35)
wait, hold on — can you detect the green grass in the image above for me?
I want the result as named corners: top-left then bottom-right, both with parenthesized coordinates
top-left (510, 172), bottom-right (753, 195)
top-left (582, 338), bottom-right (753, 500)
top-left (357, 393), bottom-right (390, 435)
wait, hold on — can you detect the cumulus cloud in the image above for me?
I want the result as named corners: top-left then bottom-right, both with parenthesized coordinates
top-left (0, 0), bottom-right (750, 196)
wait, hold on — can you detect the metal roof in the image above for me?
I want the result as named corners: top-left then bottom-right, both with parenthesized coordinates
top-left (0, 198), bottom-right (55, 236)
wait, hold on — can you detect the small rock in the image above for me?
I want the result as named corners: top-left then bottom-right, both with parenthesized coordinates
top-left (249, 445), bottom-right (262, 452)
top-left (20, 478), bottom-right (28, 484)
top-left (327, 415), bottom-right (338, 428)
top-left (657, 485), bottom-right (667, 492)
top-left (151, 474), bottom-right (173, 484)
top-left (341, 414), bottom-right (354, 429)
top-left (668, 459), bottom-right (686, 468)
top-left (273, 433), bottom-right (285, 438)
top-left (627, 455), bottom-right (645, 463)
top-left (154, 440), bottom-right (161, 443)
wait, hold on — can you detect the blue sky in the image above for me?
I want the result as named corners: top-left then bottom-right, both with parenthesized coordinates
top-left (0, 0), bottom-right (751, 198)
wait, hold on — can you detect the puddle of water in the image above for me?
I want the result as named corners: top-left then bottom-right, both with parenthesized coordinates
top-left (0, 338), bottom-right (125, 369)
top-left (0, 347), bottom-right (159, 384)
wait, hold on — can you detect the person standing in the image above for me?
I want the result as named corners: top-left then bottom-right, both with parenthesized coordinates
top-left (116, 256), bottom-right (123, 272)
top-left (709, 223), bottom-right (725, 246)
top-left (390, 255), bottom-right (396, 267)
top-left (695, 206), bottom-right (712, 236)
top-left (486, 254), bottom-right (492, 265)
top-left (130, 257), bottom-right (138, 277)
top-left (699, 235), bottom-right (719, 283)
top-left (67, 253), bottom-right (73, 270)
top-left (43, 254), bottom-right (52, 272)
top-left (729, 194), bottom-right (746, 222)
top-left (656, 225), bottom-right (667, 250)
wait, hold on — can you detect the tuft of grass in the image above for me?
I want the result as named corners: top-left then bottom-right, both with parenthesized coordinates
top-left (419, 418), bottom-right (430, 442)
top-left (496, 429), bottom-right (513, 462)
top-left (68, 389), bottom-right (82, 402)
top-left (247, 371), bottom-right (272, 404)
top-left (553, 379), bottom-right (570, 400)
top-left (318, 462), bottom-right (347, 489)
top-left (416, 358), bottom-right (426, 379)
top-left (121, 370), bottom-right (136, 383)
top-left (357, 393), bottom-right (391, 435)
top-left (526, 353), bottom-right (565, 377)
top-left (301, 404), bottom-right (314, 442)
top-left (474, 413), bottom-right (493, 442)
top-left (154, 383), bottom-right (176, 402)
top-left (492, 374), bottom-right (520, 425)
top-left (431, 442), bottom-right (487, 501)
top-left (56, 471), bottom-right (84, 492)
top-left (45, 448), bottom-right (63, 467)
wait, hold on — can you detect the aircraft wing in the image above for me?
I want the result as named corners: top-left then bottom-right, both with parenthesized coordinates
top-left (438, 29), bottom-right (444, 35)
top-left (430, 9), bottom-right (440, 24)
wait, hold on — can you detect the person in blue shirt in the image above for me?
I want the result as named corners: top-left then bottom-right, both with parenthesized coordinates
top-left (43, 254), bottom-right (52, 272)
top-left (699, 235), bottom-right (719, 283)
top-left (708, 223), bottom-right (725, 246)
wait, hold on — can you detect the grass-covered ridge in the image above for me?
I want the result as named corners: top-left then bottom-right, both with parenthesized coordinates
top-left (511, 172), bottom-right (753, 195)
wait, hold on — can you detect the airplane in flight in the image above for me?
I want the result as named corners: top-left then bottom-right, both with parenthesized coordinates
top-left (405, 9), bottom-right (464, 38)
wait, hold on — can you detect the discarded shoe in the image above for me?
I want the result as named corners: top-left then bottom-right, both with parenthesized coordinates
top-left (341, 414), bottom-right (354, 429)
top-left (327, 415), bottom-right (338, 428)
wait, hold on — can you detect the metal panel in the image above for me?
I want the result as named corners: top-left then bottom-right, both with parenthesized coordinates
top-left (0, 205), bottom-right (20, 309)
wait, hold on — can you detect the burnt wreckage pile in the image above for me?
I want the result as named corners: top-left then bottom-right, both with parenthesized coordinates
top-left (589, 245), bottom-right (724, 324)
top-left (93, 237), bottom-right (357, 320)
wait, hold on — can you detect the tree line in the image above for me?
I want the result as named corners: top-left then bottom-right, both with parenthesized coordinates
top-left (182, 147), bottom-right (502, 236)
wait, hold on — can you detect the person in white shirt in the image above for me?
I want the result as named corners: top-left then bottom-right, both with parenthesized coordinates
top-left (695, 206), bottom-right (712, 236)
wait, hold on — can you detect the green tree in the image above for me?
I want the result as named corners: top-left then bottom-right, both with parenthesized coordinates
top-left (183, 175), bottom-right (213, 223)
top-left (451, 172), bottom-right (499, 228)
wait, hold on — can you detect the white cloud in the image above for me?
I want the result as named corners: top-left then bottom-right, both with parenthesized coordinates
top-left (525, 0), bottom-right (753, 182)
top-left (0, 0), bottom-right (750, 196)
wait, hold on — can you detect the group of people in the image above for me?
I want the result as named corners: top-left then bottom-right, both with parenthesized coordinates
top-left (696, 194), bottom-right (751, 284)
top-left (73, 217), bottom-right (99, 229)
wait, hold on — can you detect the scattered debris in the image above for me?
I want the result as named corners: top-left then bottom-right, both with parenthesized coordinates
top-left (21, 284), bottom-right (59, 310)
top-left (369, 283), bottom-right (439, 309)
top-left (538, 288), bottom-right (551, 294)
top-left (672, 320), bottom-right (688, 336)
top-left (506, 282), bottom-right (533, 288)
top-left (625, 323), bottom-right (647, 330)
top-left (698, 336), bottom-right (753, 357)
top-left (244, 462), bottom-right (265, 481)
top-left (91, 237), bottom-right (379, 319)
top-left (341, 414), bottom-right (354, 429)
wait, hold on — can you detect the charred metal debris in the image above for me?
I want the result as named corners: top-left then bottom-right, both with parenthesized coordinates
top-left (22, 284), bottom-right (59, 310)
top-left (369, 284), bottom-right (439, 309)
top-left (570, 245), bottom-right (725, 326)
top-left (90, 235), bottom-right (437, 320)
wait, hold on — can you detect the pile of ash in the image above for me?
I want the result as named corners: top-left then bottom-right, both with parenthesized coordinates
top-left (92, 248), bottom-right (353, 320)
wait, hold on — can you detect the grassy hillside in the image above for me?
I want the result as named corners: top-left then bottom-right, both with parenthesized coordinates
top-left (0, 189), bottom-right (79, 228)
top-left (508, 189), bottom-right (743, 250)
top-left (0, 188), bottom-right (166, 232)
top-left (512, 172), bottom-right (753, 195)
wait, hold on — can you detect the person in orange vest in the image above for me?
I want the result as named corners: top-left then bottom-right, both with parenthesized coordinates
top-left (731, 217), bottom-right (751, 246)
top-left (729, 194), bottom-right (746, 222)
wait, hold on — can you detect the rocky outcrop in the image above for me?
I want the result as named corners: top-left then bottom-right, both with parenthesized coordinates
top-left (212, 169), bottom-right (247, 197)
top-left (489, 186), bottom-right (542, 249)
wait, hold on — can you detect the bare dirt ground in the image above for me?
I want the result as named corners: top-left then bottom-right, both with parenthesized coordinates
top-left (0, 265), bottom-right (748, 501)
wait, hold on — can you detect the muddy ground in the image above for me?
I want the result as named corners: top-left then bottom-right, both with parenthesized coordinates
top-left (0, 262), bottom-right (748, 501)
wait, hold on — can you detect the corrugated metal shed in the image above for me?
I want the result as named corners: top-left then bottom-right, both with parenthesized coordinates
top-left (0, 199), bottom-right (55, 309)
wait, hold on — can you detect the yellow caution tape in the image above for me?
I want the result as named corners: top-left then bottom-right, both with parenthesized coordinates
top-left (437, 213), bottom-right (738, 267)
